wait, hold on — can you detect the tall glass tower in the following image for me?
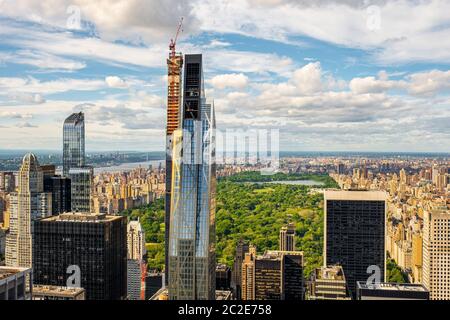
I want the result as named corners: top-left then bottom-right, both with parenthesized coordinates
top-left (168, 54), bottom-right (216, 300)
top-left (63, 112), bottom-right (92, 212)
top-left (63, 112), bottom-right (85, 177)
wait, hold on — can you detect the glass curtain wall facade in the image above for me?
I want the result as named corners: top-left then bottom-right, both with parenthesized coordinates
top-left (168, 54), bottom-right (216, 300)
top-left (324, 191), bottom-right (386, 299)
top-left (63, 112), bottom-right (85, 177)
top-left (33, 213), bottom-right (127, 300)
top-left (69, 167), bottom-right (93, 213)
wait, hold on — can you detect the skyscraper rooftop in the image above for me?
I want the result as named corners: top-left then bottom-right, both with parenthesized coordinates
top-left (64, 112), bottom-right (84, 125)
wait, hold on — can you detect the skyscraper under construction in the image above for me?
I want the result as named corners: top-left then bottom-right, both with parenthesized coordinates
top-left (168, 54), bottom-right (216, 300)
top-left (165, 23), bottom-right (184, 286)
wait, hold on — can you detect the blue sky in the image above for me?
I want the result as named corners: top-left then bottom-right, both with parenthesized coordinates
top-left (0, 0), bottom-right (450, 152)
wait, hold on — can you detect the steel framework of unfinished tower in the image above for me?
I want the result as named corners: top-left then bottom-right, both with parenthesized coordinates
top-left (168, 54), bottom-right (216, 300)
top-left (165, 19), bottom-right (184, 286)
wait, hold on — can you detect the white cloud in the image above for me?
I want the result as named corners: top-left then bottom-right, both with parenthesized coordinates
top-left (0, 0), bottom-right (199, 43)
top-left (3, 0), bottom-right (450, 65)
top-left (210, 73), bottom-right (248, 89)
top-left (16, 122), bottom-right (38, 128)
top-left (194, 0), bottom-right (450, 64)
top-left (0, 76), bottom-right (106, 94)
top-left (7, 92), bottom-right (46, 104)
top-left (2, 50), bottom-right (86, 71)
top-left (290, 62), bottom-right (323, 94)
top-left (205, 49), bottom-right (294, 76)
top-left (407, 70), bottom-right (450, 96)
top-left (350, 69), bottom-right (450, 96)
top-left (105, 76), bottom-right (128, 89)
top-left (205, 39), bottom-right (231, 48)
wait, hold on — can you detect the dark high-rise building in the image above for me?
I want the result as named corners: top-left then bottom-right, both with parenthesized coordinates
top-left (231, 239), bottom-right (249, 299)
top-left (255, 255), bottom-right (281, 300)
top-left (0, 172), bottom-right (15, 193)
top-left (281, 252), bottom-right (304, 300)
top-left (63, 112), bottom-right (85, 177)
top-left (216, 264), bottom-right (231, 291)
top-left (145, 273), bottom-right (164, 300)
top-left (168, 54), bottom-right (216, 300)
top-left (253, 250), bottom-right (304, 300)
top-left (33, 212), bottom-right (127, 300)
top-left (324, 190), bottom-right (386, 299)
top-left (337, 163), bottom-right (345, 175)
top-left (69, 166), bottom-right (93, 213)
top-left (279, 223), bottom-right (296, 251)
top-left (356, 282), bottom-right (429, 300)
top-left (42, 165), bottom-right (71, 215)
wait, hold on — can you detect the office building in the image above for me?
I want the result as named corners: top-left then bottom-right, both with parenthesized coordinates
top-left (63, 112), bottom-right (85, 177)
top-left (324, 190), bottom-right (386, 298)
top-left (0, 195), bottom-right (4, 226)
top-left (127, 220), bottom-right (146, 300)
top-left (242, 248), bottom-right (304, 300)
top-left (165, 40), bottom-right (184, 286)
top-left (0, 266), bottom-right (32, 300)
top-left (337, 163), bottom-right (345, 175)
top-left (423, 210), bottom-right (450, 300)
top-left (42, 165), bottom-right (71, 215)
top-left (0, 229), bottom-right (5, 261)
top-left (32, 285), bottom-right (85, 300)
top-left (308, 265), bottom-right (350, 300)
top-left (69, 166), bottom-right (93, 213)
top-left (216, 264), bottom-right (231, 291)
top-left (145, 272), bottom-right (164, 300)
top-left (168, 54), bottom-right (216, 300)
top-left (127, 220), bottom-right (146, 260)
top-left (5, 154), bottom-right (52, 268)
top-left (279, 223), bottom-right (296, 251)
top-left (0, 172), bottom-right (15, 193)
top-left (231, 239), bottom-right (249, 299)
top-left (33, 212), bottom-right (127, 300)
top-left (356, 282), bottom-right (429, 300)
top-left (242, 245), bottom-right (256, 300)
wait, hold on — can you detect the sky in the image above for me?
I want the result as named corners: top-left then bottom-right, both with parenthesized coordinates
top-left (0, 0), bottom-right (449, 153)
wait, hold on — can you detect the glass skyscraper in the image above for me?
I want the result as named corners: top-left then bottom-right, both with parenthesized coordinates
top-left (168, 54), bottom-right (216, 300)
top-left (69, 166), bottom-right (93, 213)
top-left (63, 112), bottom-right (92, 212)
top-left (324, 190), bottom-right (386, 299)
top-left (63, 112), bottom-right (85, 177)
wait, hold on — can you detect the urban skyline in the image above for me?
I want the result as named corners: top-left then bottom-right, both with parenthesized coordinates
top-left (0, 0), bottom-right (450, 306)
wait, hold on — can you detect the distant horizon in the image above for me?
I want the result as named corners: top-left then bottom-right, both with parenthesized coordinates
top-left (1, 149), bottom-right (449, 155)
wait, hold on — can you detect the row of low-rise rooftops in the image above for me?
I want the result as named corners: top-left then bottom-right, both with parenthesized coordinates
top-left (0, 266), bottom-right (30, 281)
top-left (315, 265), bottom-right (346, 281)
top-left (357, 282), bottom-right (428, 292)
top-left (257, 250), bottom-right (303, 261)
top-left (32, 285), bottom-right (85, 298)
top-left (324, 190), bottom-right (388, 201)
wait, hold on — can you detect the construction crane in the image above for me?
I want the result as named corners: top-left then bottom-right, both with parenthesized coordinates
top-left (169, 17), bottom-right (184, 58)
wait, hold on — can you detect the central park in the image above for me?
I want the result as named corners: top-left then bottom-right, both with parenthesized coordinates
top-left (121, 172), bottom-right (406, 282)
